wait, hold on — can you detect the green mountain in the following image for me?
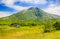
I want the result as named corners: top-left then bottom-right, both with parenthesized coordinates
top-left (0, 7), bottom-right (60, 24)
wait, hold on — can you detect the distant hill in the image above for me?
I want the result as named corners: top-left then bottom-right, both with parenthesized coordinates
top-left (0, 7), bottom-right (60, 24)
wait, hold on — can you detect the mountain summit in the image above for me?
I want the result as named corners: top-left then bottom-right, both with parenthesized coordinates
top-left (28, 7), bottom-right (40, 10)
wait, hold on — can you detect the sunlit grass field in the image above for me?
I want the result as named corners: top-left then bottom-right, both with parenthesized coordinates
top-left (0, 25), bottom-right (60, 39)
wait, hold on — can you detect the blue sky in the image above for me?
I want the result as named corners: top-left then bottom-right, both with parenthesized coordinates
top-left (0, 0), bottom-right (60, 17)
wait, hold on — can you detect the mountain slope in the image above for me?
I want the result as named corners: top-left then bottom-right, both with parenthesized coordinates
top-left (0, 7), bottom-right (60, 24)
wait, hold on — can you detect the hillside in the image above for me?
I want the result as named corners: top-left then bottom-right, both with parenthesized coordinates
top-left (0, 7), bottom-right (60, 23)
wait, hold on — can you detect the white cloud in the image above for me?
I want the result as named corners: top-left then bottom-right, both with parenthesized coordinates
top-left (1, 0), bottom-right (16, 6)
top-left (1, 0), bottom-right (31, 11)
top-left (44, 4), bottom-right (60, 16)
top-left (7, 5), bottom-right (31, 11)
top-left (1, 0), bottom-right (47, 5)
top-left (0, 12), bottom-right (12, 18)
top-left (19, 0), bottom-right (47, 4)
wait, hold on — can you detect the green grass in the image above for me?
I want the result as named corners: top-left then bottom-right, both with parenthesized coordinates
top-left (0, 25), bottom-right (60, 39)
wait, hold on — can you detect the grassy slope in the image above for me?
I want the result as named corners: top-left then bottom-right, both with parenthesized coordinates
top-left (0, 26), bottom-right (60, 39)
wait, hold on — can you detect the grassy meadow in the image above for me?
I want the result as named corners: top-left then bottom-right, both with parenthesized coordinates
top-left (0, 25), bottom-right (60, 39)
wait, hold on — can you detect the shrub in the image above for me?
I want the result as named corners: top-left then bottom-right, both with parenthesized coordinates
top-left (53, 22), bottom-right (60, 30)
top-left (43, 20), bottom-right (56, 33)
